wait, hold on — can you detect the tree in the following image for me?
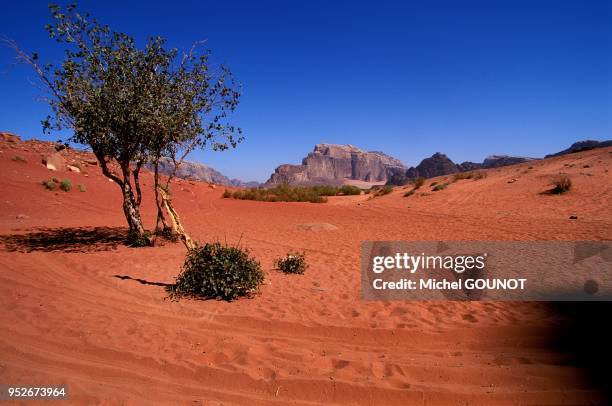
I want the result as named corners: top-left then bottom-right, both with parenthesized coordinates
top-left (5, 4), bottom-right (242, 246)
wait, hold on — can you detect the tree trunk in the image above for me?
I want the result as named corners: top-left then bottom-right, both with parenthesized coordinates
top-left (121, 165), bottom-right (150, 246)
top-left (153, 157), bottom-right (171, 233)
top-left (158, 187), bottom-right (196, 250)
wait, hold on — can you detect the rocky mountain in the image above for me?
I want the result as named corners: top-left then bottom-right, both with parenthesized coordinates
top-left (396, 153), bottom-right (535, 184)
top-left (266, 144), bottom-right (407, 186)
top-left (545, 140), bottom-right (612, 158)
top-left (149, 158), bottom-right (259, 187)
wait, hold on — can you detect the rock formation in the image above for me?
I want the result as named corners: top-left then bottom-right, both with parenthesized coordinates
top-left (149, 158), bottom-right (259, 186)
top-left (545, 140), bottom-right (612, 158)
top-left (266, 144), bottom-right (407, 186)
top-left (405, 152), bottom-right (458, 180)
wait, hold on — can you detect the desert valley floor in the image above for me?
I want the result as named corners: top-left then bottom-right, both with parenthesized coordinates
top-left (1, 139), bottom-right (611, 405)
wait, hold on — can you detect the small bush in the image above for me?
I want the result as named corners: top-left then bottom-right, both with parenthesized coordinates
top-left (77, 184), bottom-right (86, 192)
top-left (453, 172), bottom-right (473, 181)
top-left (126, 230), bottom-right (152, 247)
top-left (171, 242), bottom-right (264, 301)
top-left (432, 182), bottom-right (449, 191)
top-left (222, 189), bottom-right (232, 198)
top-left (154, 226), bottom-right (179, 243)
top-left (430, 181), bottom-right (438, 187)
top-left (413, 177), bottom-right (425, 189)
top-left (373, 185), bottom-right (393, 196)
top-left (551, 175), bottom-right (572, 194)
top-left (472, 171), bottom-right (487, 180)
top-left (59, 179), bottom-right (72, 192)
top-left (403, 189), bottom-right (415, 197)
top-left (339, 185), bottom-right (362, 195)
top-left (275, 252), bottom-right (307, 274)
top-left (42, 179), bottom-right (57, 190)
top-left (51, 177), bottom-right (60, 183)
top-left (12, 155), bottom-right (27, 163)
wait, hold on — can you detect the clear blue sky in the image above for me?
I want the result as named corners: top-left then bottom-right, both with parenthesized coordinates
top-left (1, 1), bottom-right (610, 182)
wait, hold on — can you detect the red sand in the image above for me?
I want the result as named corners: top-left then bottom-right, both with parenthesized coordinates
top-left (1, 139), bottom-right (611, 404)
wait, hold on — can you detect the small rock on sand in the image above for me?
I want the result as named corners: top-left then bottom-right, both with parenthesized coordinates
top-left (569, 215), bottom-right (578, 220)
top-left (67, 165), bottom-right (81, 173)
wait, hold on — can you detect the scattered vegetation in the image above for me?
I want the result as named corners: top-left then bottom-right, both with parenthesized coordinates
top-left (453, 171), bottom-right (487, 182)
top-left (430, 181), bottom-right (438, 187)
top-left (11, 155), bottom-right (27, 163)
top-left (59, 179), bottom-right (72, 192)
top-left (403, 189), bottom-right (415, 197)
top-left (275, 252), bottom-right (307, 274)
top-left (413, 177), bottom-right (425, 189)
top-left (371, 185), bottom-right (394, 197)
top-left (551, 174), bottom-right (572, 194)
top-left (432, 182), bottom-right (449, 191)
top-left (224, 184), bottom-right (361, 203)
top-left (41, 179), bottom-right (57, 190)
top-left (77, 184), bottom-right (86, 192)
top-left (169, 242), bottom-right (264, 301)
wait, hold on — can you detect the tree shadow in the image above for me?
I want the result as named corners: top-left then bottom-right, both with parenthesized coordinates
top-left (113, 274), bottom-right (174, 288)
top-left (0, 226), bottom-right (128, 253)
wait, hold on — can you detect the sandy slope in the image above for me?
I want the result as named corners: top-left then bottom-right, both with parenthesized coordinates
top-left (0, 139), bottom-right (611, 404)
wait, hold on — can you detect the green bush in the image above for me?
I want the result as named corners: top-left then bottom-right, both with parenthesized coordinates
top-left (222, 189), bottom-right (232, 198)
top-left (275, 252), bottom-right (307, 274)
top-left (413, 177), bottom-right (425, 189)
top-left (403, 189), bottom-right (415, 197)
top-left (453, 172), bottom-right (473, 181)
top-left (339, 185), bottom-right (362, 195)
top-left (171, 242), bottom-right (264, 301)
top-left (374, 185), bottom-right (393, 196)
top-left (59, 179), bottom-right (72, 192)
top-left (42, 179), bottom-right (57, 190)
top-left (127, 229), bottom-right (152, 247)
top-left (430, 181), bottom-right (438, 187)
top-left (551, 174), bottom-right (572, 194)
top-left (432, 182), bottom-right (449, 191)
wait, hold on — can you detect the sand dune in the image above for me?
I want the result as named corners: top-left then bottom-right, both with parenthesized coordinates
top-left (1, 139), bottom-right (611, 404)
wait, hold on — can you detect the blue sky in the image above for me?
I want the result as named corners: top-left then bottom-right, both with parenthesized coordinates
top-left (1, 1), bottom-right (610, 182)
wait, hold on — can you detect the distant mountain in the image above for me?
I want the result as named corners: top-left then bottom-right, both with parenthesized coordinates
top-left (545, 140), bottom-right (612, 158)
top-left (148, 158), bottom-right (259, 187)
top-left (266, 144), bottom-right (407, 186)
top-left (393, 153), bottom-right (536, 184)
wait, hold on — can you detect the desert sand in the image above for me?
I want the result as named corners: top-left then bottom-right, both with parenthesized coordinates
top-left (1, 138), bottom-right (611, 404)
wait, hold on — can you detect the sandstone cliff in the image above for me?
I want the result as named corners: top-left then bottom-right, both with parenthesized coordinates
top-left (266, 144), bottom-right (407, 186)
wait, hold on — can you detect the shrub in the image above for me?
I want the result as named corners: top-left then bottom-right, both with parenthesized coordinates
top-left (403, 189), bottom-right (415, 197)
top-left (413, 177), bottom-right (425, 189)
top-left (42, 179), bottom-right (57, 190)
top-left (59, 179), bottom-right (72, 192)
top-left (551, 174), bottom-right (572, 194)
top-left (432, 182), bottom-right (449, 191)
top-left (430, 181), bottom-right (438, 187)
top-left (472, 171), bottom-right (487, 180)
top-left (12, 155), bottom-right (27, 163)
top-left (170, 242), bottom-right (264, 301)
top-left (222, 189), bottom-right (232, 198)
top-left (275, 252), bottom-right (307, 274)
top-left (339, 185), bottom-right (362, 195)
top-left (127, 229), bottom-right (152, 247)
top-left (77, 184), bottom-right (86, 192)
top-left (453, 172), bottom-right (473, 181)
top-left (373, 185), bottom-right (393, 196)
top-left (51, 177), bottom-right (60, 183)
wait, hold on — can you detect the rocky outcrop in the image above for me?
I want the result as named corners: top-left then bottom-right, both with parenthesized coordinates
top-left (266, 144), bottom-right (407, 186)
top-left (403, 153), bottom-right (535, 181)
top-left (405, 153), bottom-right (459, 180)
top-left (481, 155), bottom-right (534, 168)
top-left (42, 153), bottom-right (67, 171)
top-left (545, 140), bottom-right (612, 158)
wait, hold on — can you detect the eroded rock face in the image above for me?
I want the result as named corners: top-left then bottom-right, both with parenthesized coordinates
top-left (266, 144), bottom-right (406, 186)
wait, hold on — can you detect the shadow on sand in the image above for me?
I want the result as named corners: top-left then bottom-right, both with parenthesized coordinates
top-left (545, 301), bottom-right (612, 403)
top-left (113, 274), bottom-right (174, 288)
top-left (0, 226), bottom-right (128, 253)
